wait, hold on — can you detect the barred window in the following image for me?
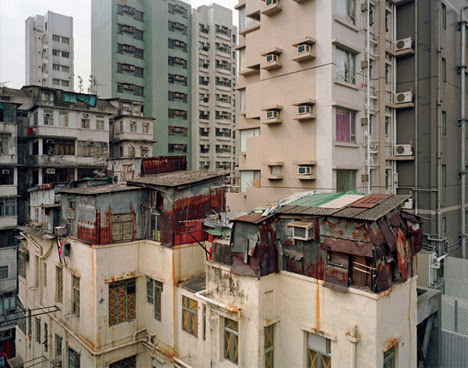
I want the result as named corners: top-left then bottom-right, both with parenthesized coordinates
top-left (110, 355), bottom-right (136, 368)
top-left (56, 267), bottom-right (63, 303)
top-left (109, 279), bottom-right (136, 326)
top-left (182, 296), bottom-right (198, 337)
top-left (72, 275), bottom-right (80, 316)
top-left (56, 335), bottom-right (62, 357)
top-left (17, 300), bottom-right (26, 334)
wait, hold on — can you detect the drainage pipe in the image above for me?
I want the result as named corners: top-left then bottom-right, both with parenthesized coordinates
top-left (346, 324), bottom-right (360, 368)
top-left (366, 0), bottom-right (371, 194)
top-left (436, 0), bottom-right (443, 259)
top-left (414, 0), bottom-right (419, 213)
top-left (194, 290), bottom-right (241, 315)
top-left (459, 6), bottom-right (468, 258)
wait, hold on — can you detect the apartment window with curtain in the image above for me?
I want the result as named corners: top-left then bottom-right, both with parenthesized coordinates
top-left (336, 0), bottom-right (356, 25)
top-left (336, 109), bottom-right (356, 143)
top-left (336, 48), bottom-right (356, 84)
top-left (306, 333), bottom-right (331, 368)
top-left (224, 318), bottom-right (239, 364)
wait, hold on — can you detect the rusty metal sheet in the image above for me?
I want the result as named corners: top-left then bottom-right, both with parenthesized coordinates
top-left (141, 155), bottom-right (186, 175)
top-left (299, 207), bottom-right (341, 216)
top-left (401, 210), bottom-right (425, 224)
top-left (319, 218), bottom-right (371, 243)
top-left (365, 221), bottom-right (388, 256)
top-left (377, 217), bottom-right (396, 252)
top-left (231, 212), bottom-right (273, 224)
top-left (321, 237), bottom-right (374, 257)
top-left (283, 248), bottom-right (304, 261)
top-left (275, 205), bottom-right (310, 215)
top-left (396, 228), bottom-right (408, 280)
top-left (375, 259), bottom-right (393, 292)
top-left (324, 264), bottom-right (348, 292)
top-left (349, 193), bottom-right (392, 208)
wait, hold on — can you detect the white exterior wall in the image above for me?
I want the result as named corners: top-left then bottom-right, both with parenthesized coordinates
top-left (110, 117), bottom-right (154, 159)
top-left (25, 11), bottom-right (74, 91)
top-left (191, 4), bottom-right (237, 172)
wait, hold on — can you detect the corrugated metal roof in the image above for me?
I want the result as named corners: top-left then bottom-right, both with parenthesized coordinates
top-left (332, 207), bottom-right (368, 218)
top-left (318, 194), bottom-right (365, 208)
top-left (231, 212), bottom-right (274, 224)
top-left (127, 170), bottom-right (226, 188)
top-left (353, 195), bottom-right (410, 221)
top-left (59, 184), bottom-right (140, 195)
top-left (288, 192), bottom-right (345, 207)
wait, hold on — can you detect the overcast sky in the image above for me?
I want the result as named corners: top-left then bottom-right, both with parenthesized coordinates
top-left (0, 0), bottom-right (238, 90)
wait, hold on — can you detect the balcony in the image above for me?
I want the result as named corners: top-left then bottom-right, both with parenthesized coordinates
top-left (27, 155), bottom-right (107, 168)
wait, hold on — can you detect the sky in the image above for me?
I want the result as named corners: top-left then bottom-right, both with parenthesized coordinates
top-left (0, 0), bottom-right (238, 90)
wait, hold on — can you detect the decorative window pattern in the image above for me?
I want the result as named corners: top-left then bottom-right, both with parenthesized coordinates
top-left (264, 325), bottom-right (274, 368)
top-left (307, 333), bottom-right (331, 368)
top-left (182, 296), bottom-right (198, 336)
top-left (109, 279), bottom-right (136, 326)
top-left (224, 318), bottom-right (239, 364)
top-left (111, 213), bottom-right (134, 242)
top-left (72, 275), bottom-right (80, 316)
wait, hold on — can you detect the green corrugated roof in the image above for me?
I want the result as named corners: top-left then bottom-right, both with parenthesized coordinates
top-left (289, 191), bottom-right (365, 207)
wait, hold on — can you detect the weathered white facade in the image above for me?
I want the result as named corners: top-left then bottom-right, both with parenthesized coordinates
top-left (191, 4), bottom-right (238, 172)
top-left (25, 11), bottom-right (74, 91)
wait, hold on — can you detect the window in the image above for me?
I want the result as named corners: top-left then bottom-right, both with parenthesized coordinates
top-left (385, 64), bottom-right (391, 84)
top-left (224, 318), bottom-right (239, 364)
top-left (442, 57), bottom-right (446, 82)
top-left (110, 356), bottom-right (136, 368)
top-left (59, 112), bottom-right (69, 127)
top-left (53, 64), bottom-right (60, 71)
top-left (240, 170), bottom-right (261, 192)
top-left (52, 34), bottom-right (60, 42)
top-left (62, 37), bottom-right (70, 44)
top-left (336, 48), bottom-right (356, 84)
top-left (383, 345), bottom-right (396, 368)
top-left (0, 198), bottom-right (17, 217)
top-left (56, 335), bottom-right (62, 366)
top-left (111, 213), bottom-right (133, 242)
top-left (336, 170), bottom-right (356, 192)
top-left (0, 266), bottom-right (7, 279)
top-left (62, 51), bottom-right (70, 58)
top-left (442, 164), bottom-right (447, 188)
top-left (81, 119), bottom-right (90, 128)
top-left (44, 322), bottom-right (49, 351)
top-left (61, 80), bottom-right (69, 87)
top-left (96, 120), bottom-right (105, 130)
top-left (62, 65), bottom-right (70, 73)
top-left (336, 109), bottom-right (356, 143)
top-left (68, 346), bottom-right (80, 368)
top-left (36, 317), bottom-right (41, 343)
top-left (0, 295), bottom-right (15, 315)
top-left (143, 123), bottom-right (150, 134)
top-left (56, 267), bottom-right (63, 303)
top-left (120, 121), bottom-right (124, 133)
top-left (182, 296), bottom-right (198, 337)
top-left (44, 110), bottom-right (54, 125)
top-left (52, 49), bottom-right (60, 56)
top-left (442, 111), bottom-right (447, 135)
top-left (239, 88), bottom-right (246, 112)
top-left (307, 333), bottom-right (331, 368)
top-left (441, 3), bottom-right (447, 30)
top-left (0, 136), bottom-right (8, 155)
top-left (109, 279), bottom-right (136, 326)
top-left (130, 121), bottom-right (137, 132)
top-left (72, 275), bottom-right (80, 316)
top-left (264, 324), bottom-right (274, 368)
top-left (17, 301), bottom-right (26, 334)
top-left (146, 277), bottom-right (163, 321)
top-left (53, 79), bottom-right (61, 86)
top-left (119, 147), bottom-right (124, 157)
top-left (336, 0), bottom-right (356, 25)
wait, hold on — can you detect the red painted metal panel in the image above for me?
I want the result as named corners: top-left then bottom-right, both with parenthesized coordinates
top-left (321, 237), bottom-right (374, 257)
top-left (349, 193), bottom-right (392, 208)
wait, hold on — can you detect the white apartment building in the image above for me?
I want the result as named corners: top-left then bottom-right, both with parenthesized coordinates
top-left (191, 4), bottom-right (238, 172)
top-left (26, 11), bottom-right (74, 92)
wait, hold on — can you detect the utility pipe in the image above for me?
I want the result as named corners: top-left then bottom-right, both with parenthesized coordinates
top-left (366, 0), bottom-right (371, 194)
top-left (346, 324), bottom-right (360, 368)
top-left (459, 5), bottom-right (468, 258)
top-left (414, 0), bottom-right (419, 213)
top-left (194, 290), bottom-right (240, 315)
top-left (436, 0), bottom-right (443, 260)
top-left (142, 342), bottom-right (194, 368)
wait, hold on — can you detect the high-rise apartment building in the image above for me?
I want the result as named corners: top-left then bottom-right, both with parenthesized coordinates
top-left (191, 4), bottom-right (238, 172)
top-left (25, 11), bottom-right (74, 91)
top-left (91, 0), bottom-right (192, 166)
top-left (229, 0), bottom-right (468, 265)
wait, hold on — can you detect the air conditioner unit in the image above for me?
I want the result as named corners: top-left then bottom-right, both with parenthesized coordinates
top-left (395, 91), bottom-right (413, 104)
top-left (297, 44), bottom-right (310, 54)
top-left (298, 166), bottom-right (312, 175)
top-left (266, 110), bottom-right (279, 119)
top-left (1, 169), bottom-right (10, 175)
top-left (287, 221), bottom-right (314, 241)
top-left (297, 105), bottom-right (311, 115)
top-left (265, 0), bottom-right (277, 5)
top-left (46, 168), bottom-right (56, 174)
top-left (46, 139), bottom-right (55, 144)
top-left (230, 186), bottom-right (240, 193)
top-left (266, 54), bottom-right (278, 63)
top-left (395, 144), bottom-right (413, 156)
top-left (83, 113), bottom-right (90, 118)
top-left (395, 37), bottom-right (413, 52)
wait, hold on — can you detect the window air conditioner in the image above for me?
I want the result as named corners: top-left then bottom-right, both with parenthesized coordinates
top-left (395, 91), bottom-right (413, 104)
top-left (2, 169), bottom-right (10, 175)
top-left (265, 0), bottom-right (277, 5)
top-left (266, 110), bottom-right (279, 119)
top-left (394, 144), bottom-right (413, 156)
top-left (287, 221), bottom-right (314, 241)
top-left (46, 168), bottom-right (56, 174)
top-left (395, 37), bottom-right (413, 52)
top-left (297, 166), bottom-right (312, 175)
top-left (266, 54), bottom-right (278, 63)
top-left (297, 44), bottom-right (310, 54)
top-left (297, 105), bottom-right (311, 115)
top-left (83, 113), bottom-right (90, 118)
